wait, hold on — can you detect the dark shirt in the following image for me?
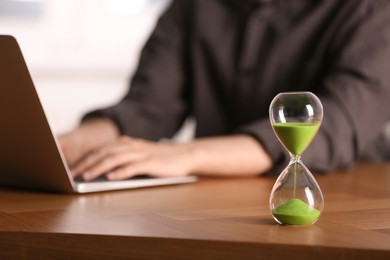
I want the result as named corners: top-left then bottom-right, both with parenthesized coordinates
top-left (86, 0), bottom-right (390, 174)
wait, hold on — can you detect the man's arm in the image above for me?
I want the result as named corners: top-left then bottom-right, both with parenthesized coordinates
top-left (83, 0), bottom-right (191, 140)
top-left (305, 1), bottom-right (390, 171)
top-left (232, 2), bottom-right (390, 174)
top-left (69, 133), bottom-right (273, 181)
top-left (185, 135), bottom-right (273, 177)
top-left (60, 0), bottom-right (191, 167)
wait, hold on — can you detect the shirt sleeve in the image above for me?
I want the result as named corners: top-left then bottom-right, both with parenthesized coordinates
top-left (235, 1), bottom-right (390, 174)
top-left (83, 0), bottom-right (191, 141)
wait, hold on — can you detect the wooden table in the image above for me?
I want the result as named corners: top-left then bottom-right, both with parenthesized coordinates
top-left (1, 162), bottom-right (390, 259)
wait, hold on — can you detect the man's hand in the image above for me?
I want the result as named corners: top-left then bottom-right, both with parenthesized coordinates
top-left (58, 118), bottom-right (120, 167)
top-left (71, 137), bottom-right (194, 181)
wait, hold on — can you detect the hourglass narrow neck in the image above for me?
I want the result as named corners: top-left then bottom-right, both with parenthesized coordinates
top-left (289, 154), bottom-right (301, 163)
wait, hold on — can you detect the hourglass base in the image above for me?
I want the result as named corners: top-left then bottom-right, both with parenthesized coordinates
top-left (269, 158), bottom-right (324, 226)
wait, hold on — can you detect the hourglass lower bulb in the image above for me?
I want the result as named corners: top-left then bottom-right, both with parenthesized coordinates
top-left (269, 92), bottom-right (324, 226)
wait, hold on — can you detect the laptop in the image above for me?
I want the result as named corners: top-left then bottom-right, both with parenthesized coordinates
top-left (0, 35), bottom-right (197, 193)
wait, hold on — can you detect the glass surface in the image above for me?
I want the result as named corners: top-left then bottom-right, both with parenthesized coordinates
top-left (269, 92), bottom-right (324, 226)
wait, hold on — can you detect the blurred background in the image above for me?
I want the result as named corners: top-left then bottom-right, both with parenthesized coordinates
top-left (0, 0), bottom-right (172, 135)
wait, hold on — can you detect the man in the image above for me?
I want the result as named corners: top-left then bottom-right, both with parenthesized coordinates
top-left (60, 0), bottom-right (390, 181)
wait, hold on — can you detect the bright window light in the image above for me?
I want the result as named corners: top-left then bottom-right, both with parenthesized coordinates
top-left (103, 0), bottom-right (149, 16)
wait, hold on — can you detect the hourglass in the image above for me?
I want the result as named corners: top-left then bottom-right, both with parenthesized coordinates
top-left (269, 92), bottom-right (324, 226)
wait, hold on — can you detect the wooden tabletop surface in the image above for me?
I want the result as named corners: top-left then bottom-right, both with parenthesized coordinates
top-left (1, 162), bottom-right (390, 259)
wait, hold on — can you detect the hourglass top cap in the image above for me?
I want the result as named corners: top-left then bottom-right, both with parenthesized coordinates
top-left (269, 91), bottom-right (323, 123)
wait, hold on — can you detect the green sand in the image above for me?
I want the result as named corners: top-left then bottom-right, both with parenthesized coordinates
top-left (272, 198), bottom-right (320, 225)
top-left (273, 122), bottom-right (320, 156)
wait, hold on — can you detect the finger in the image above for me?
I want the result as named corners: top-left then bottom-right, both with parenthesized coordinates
top-left (71, 143), bottom-right (129, 177)
top-left (105, 161), bottom-right (156, 181)
top-left (71, 150), bottom-right (106, 177)
top-left (81, 152), bottom-right (147, 181)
